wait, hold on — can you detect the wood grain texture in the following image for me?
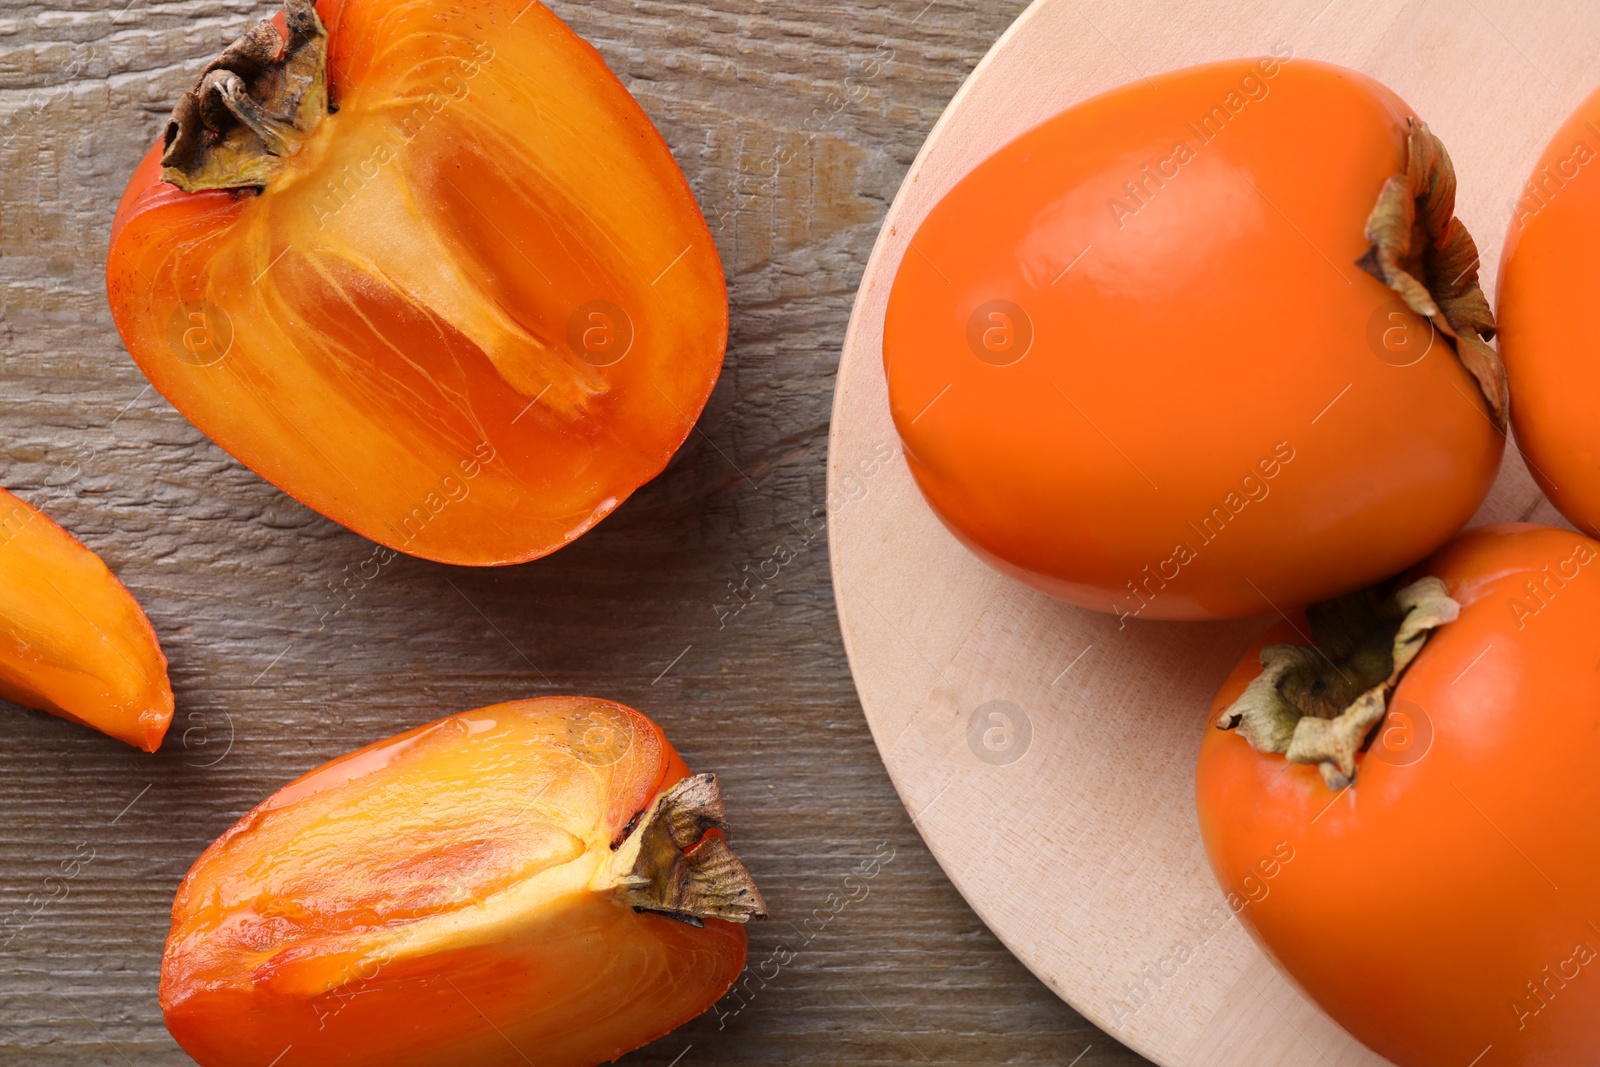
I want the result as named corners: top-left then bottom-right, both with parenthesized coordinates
top-left (0, 0), bottom-right (1150, 1064)
top-left (829, 1), bottom-right (1597, 1065)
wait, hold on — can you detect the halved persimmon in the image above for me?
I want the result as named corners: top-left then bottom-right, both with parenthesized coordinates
top-left (160, 697), bottom-right (765, 1067)
top-left (884, 57), bottom-right (1504, 620)
top-left (0, 487), bottom-right (172, 751)
top-left (107, 0), bottom-right (726, 565)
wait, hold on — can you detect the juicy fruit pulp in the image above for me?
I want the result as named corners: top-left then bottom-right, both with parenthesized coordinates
top-left (0, 487), bottom-right (172, 750)
top-left (107, 0), bottom-right (727, 565)
top-left (1197, 525), bottom-right (1600, 1067)
top-left (883, 57), bottom-right (1502, 620)
top-left (1497, 85), bottom-right (1600, 537)
top-left (161, 697), bottom-right (764, 1067)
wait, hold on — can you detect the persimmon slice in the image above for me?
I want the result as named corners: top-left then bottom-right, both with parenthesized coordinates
top-left (0, 487), bottom-right (172, 751)
top-left (107, 0), bottom-right (727, 565)
top-left (160, 697), bottom-right (765, 1067)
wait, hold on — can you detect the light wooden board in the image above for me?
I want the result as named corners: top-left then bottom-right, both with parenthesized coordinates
top-left (827, 1), bottom-right (1596, 1064)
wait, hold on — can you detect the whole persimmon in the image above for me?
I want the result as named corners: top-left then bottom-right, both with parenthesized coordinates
top-left (1497, 86), bottom-right (1600, 536)
top-left (1197, 524), bottom-right (1600, 1067)
top-left (107, 0), bottom-right (726, 565)
top-left (161, 697), bottom-right (765, 1067)
top-left (883, 56), bottom-right (1505, 621)
top-left (0, 487), bottom-right (172, 750)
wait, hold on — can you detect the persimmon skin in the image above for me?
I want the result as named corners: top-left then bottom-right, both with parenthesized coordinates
top-left (884, 57), bottom-right (1501, 620)
top-left (1196, 524), bottom-right (1600, 1067)
top-left (1497, 88), bottom-right (1600, 536)
top-left (107, 0), bottom-right (727, 565)
top-left (0, 487), bottom-right (172, 751)
top-left (160, 697), bottom-right (748, 1067)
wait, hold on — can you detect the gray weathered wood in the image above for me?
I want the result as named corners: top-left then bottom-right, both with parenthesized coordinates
top-left (0, 0), bottom-right (1151, 1062)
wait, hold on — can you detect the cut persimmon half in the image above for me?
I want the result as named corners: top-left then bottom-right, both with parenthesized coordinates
top-left (160, 697), bottom-right (765, 1067)
top-left (107, 0), bottom-right (727, 565)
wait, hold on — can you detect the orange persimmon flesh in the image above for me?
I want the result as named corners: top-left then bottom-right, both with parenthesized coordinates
top-left (0, 486), bottom-right (172, 751)
top-left (107, 0), bottom-right (726, 565)
top-left (161, 697), bottom-right (762, 1067)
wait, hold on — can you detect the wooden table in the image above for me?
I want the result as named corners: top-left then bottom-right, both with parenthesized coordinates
top-left (0, 0), bottom-right (1153, 1063)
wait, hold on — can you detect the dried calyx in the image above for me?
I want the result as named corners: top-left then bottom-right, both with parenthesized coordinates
top-left (161, 0), bottom-right (329, 192)
top-left (602, 773), bottom-right (768, 927)
top-left (1217, 576), bottom-right (1458, 790)
top-left (1357, 118), bottom-right (1508, 427)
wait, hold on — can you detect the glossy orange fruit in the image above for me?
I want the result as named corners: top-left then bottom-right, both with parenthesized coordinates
top-left (107, 0), bottom-right (726, 565)
top-left (1497, 86), bottom-right (1600, 536)
top-left (0, 487), bottom-right (172, 751)
top-left (883, 56), bottom-right (1504, 620)
top-left (161, 697), bottom-right (765, 1067)
top-left (1197, 524), bottom-right (1600, 1067)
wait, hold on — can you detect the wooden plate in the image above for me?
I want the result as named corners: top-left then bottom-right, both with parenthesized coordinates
top-left (827, 1), bottom-right (1596, 1063)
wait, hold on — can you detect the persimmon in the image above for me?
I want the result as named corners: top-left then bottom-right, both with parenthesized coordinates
top-left (1497, 87), bottom-right (1600, 536)
top-left (160, 697), bottom-right (766, 1067)
top-left (883, 56), bottom-right (1505, 620)
top-left (107, 0), bottom-right (726, 566)
top-left (0, 487), bottom-right (172, 751)
top-left (1197, 524), bottom-right (1600, 1067)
